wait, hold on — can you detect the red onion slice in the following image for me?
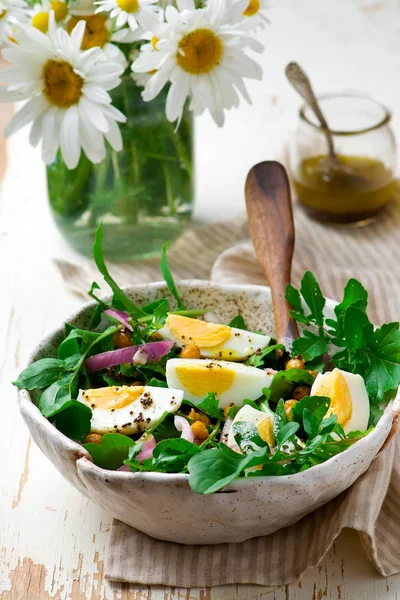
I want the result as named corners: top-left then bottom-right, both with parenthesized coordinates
top-left (136, 435), bottom-right (156, 463)
top-left (104, 309), bottom-right (133, 331)
top-left (85, 340), bottom-right (174, 373)
top-left (174, 415), bottom-right (194, 443)
top-left (117, 464), bottom-right (131, 472)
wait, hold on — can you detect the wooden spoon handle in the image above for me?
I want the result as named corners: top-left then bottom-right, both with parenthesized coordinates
top-left (245, 161), bottom-right (298, 351)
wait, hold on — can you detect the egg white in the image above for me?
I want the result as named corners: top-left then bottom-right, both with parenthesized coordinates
top-left (311, 368), bottom-right (370, 433)
top-left (78, 385), bottom-right (184, 435)
top-left (166, 358), bottom-right (273, 408)
top-left (158, 318), bottom-right (270, 361)
top-left (227, 404), bottom-right (273, 448)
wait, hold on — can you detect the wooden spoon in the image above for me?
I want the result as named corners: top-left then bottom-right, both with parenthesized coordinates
top-left (245, 161), bottom-right (298, 352)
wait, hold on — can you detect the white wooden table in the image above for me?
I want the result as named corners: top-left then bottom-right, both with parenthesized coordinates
top-left (2, 1), bottom-right (400, 597)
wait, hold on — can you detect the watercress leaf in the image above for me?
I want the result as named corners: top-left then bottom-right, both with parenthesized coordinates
top-left (160, 243), bottom-right (185, 310)
top-left (275, 398), bottom-right (289, 426)
top-left (228, 315), bottom-right (247, 330)
top-left (146, 377), bottom-right (168, 388)
top-left (198, 392), bottom-right (224, 419)
top-left (332, 422), bottom-right (346, 439)
top-left (319, 414), bottom-right (338, 435)
top-left (148, 299), bottom-right (169, 333)
top-left (84, 433), bottom-right (135, 470)
top-left (188, 444), bottom-right (269, 494)
top-left (300, 271), bottom-right (326, 326)
top-left (268, 369), bottom-right (315, 404)
top-left (292, 395), bottom-right (331, 427)
top-left (246, 344), bottom-right (285, 368)
top-left (299, 433), bottom-right (330, 455)
top-left (291, 333), bottom-right (329, 362)
top-left (93, 224), bottom-right (147, 318)
top-left (13, 359), bottom-right (67, 390)
top-left (285, 284), bottom-right (303, 314)
top-left (149, 438), bottom-right (200, 473)
top-left (276, 422), bottom-right (299, 448)
top-left (232, 421), bottom-right (268, 453)
top-left (53, 401), bottom-right (92, 442)
top-left (153, 413), bottom-right (182, 442)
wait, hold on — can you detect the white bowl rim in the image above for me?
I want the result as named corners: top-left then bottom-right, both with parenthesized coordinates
top-left (18, 279), bottom-right (398, 491)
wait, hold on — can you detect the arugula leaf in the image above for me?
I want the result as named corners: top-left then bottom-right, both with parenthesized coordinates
top-left (292, 395), bottom-right (331, 432)
top-left (127, 438), bottom-right (200, 473)
top-left (246, 344), bottom-right (285, 368)
top-left (302, 408), bottom-right (319, 439)
top-left (343, 307), bottom-right (374, 350)
top-left (58, 326), bottom-right (104, 360)
top-left (93, 224), bottom-right (146, 318)
top-left (276, 422), bottom-right (300, 448)
top-left (266, 369), bottom-right (315, 404)
top-left (285, 284), bottom-right (303, 314)
top-left (197, 393), bottom-right (224, 420)
top-left (160, 243), bottom-right (185, 310)
top-left (146, 377), bottom-right (168, 388)
top-left (13, 359), bottom-right (67, 390)
top-left (364, 322), bottom-right (400, 402)
top-left (228, 315), bottom-right (247, 330)
top-left (300, 271), bottom-right (326, 326)
top-left (188, 444), bottom-right (270, 494)
top-left (291, 332), bottom-right (329, 362)
top-left (331, 279), bottom-right (368, 336)
top-left (83, 433), bottom-right (134, 470)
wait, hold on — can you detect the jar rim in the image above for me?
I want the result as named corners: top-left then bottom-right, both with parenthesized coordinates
top-left (299, 92), bottom-right (391, 136)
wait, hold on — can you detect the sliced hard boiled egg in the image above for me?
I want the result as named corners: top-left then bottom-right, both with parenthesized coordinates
top-left (311, 368), bottom-right (370, 433)
top-left (166, 358), bottom-right (273, 408)
top-left (157, 314), bottom-right (270, 361)
top-left (78, 385), bottom-right (183, 435)
top-left (227, 404), bottom-right (275, 449)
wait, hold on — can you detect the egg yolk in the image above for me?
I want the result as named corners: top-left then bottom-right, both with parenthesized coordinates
top-left (175, 364), bottom-right (235, 397)
top-left (166, 315), bottom-right (231, 349)
top-left (257, 417), bottom-right (274, 448)
top-left (312, 370), bottom-right (352, 427)
top-left (82, 386), bottom-right (145, 410)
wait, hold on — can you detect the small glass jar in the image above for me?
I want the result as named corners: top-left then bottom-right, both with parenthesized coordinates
top-left (291, 93), bottom-right (396, 224)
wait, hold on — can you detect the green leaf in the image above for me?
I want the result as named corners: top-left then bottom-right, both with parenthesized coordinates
top-left (160, 243), bottom-right (185, 310)
top-left (334, 279), bottom-right (368, 330)
top-left (83, 433), bottom-right (135, 470)
top-left (146, 377), bottom-right (168, 388)
top-left (276, 422), bottom-right (300, 448)
top-left (38, 377), bottom-right (73, 418)
top-left (228, 315), bottom-right (247, 330)
top-left (13, 359), bottom-right (67, 390)
top-left (364, 322), bottom-right (400, 402)
top-left (58, 326), bottom-right (104, 360)
top-left (303, 408), bottom-right (319, 439)
top-left (53, 401), bottom-right (92, 442)
top-left (292, 395), bottom-right (331, 429)
top-left (300, 271), bottom-right (326, 326)
top-left (146, 438), bottom-right (200, 473)
top-left (246, 344), bottom-right (285, 368)
top-left (188, 444), bottom-right (270, 494)
top-left (343, 307), bottom-right (374, 350)
top-left (291, 333), bottom-right (329, 362)
top-left (93, 224), bottom-right (146, 318)
top-left (267, 369), bottom-right (315, 404)
top-left (197, 392), bottom-right (224, 420)
top-left (285, 284), bottom-right (303, 314)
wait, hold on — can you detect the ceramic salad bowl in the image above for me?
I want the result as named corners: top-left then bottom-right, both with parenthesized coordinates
top-left (18, 280), bottom-right (399, 545)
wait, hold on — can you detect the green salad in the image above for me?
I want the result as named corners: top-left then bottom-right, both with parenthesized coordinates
top-left (14, 225), bottom-right (400, 494)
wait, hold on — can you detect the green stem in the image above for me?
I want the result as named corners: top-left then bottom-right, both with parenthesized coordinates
top-left (111, 151), bottom-right (121, 181)
top-left (162, 161), bottom-right (175, 216)
top-left (199, 418), bottom-right (222, 450)
top-left (165, 120), bottom-right (193, 178)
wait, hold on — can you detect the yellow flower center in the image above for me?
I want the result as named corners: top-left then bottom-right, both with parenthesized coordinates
top-left (177, 29), bottom-right (223, 75)
top-left (51, 0), bottom-right (68, 21)
top-left (151, 35), bottom-right (159, 50)
top-left (42, 60), bottom-right (84, 108)
top-left (0, 8), bottom-right (7, 19)
top-left (116, 0), bottom-right (139, 13)
top-left (243, 0), bottom-right (260, 16)
top-left (32, 11), bottom-right (49, 32)
top-left (67, 14), bottom-right (109, 49)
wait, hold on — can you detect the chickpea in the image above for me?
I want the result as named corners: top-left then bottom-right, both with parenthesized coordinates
top-left (284, 400), bottom-right (298, 420)
top-left (114, 329), bottom-right (132, 349)
top-left (285, 356), bottom-right (305, 370)
top-left (293, 385), bottom-right (311, 401)
top-left (180, 343), bottom-right (201, 359)
top-left (84, 433), bottom-right (103, 445)
top-left (307, 370), bottom-right (319, 379)
top-left (191, 421), bottom-right (209, 441)
top-left (189, 408), bottom-right (211, 425)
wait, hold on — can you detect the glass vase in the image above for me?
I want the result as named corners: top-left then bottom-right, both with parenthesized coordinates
top-left (47, 77), bottom-right (194, 260)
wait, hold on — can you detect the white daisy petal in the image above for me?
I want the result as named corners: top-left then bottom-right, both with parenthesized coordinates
top-left (104, 117), bottom-right (123, 151)
top-left (60, 105), bottom-right (81, 169)
top-left (5, 96), bottom-right (47, 136)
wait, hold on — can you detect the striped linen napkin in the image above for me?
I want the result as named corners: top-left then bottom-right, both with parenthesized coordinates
top-left (56, 189), bottom-right (400, 586)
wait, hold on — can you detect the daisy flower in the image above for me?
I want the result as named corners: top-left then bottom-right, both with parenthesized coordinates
top-left (30, 0), bottom-right (68, 34)
top-left (241, 0), bottom-right (270, 29)
top-left (0, 0), bottom-right (30, 43)
top-left (95, 0), bottom-right (159, 33)
top-left (131, 0), bottom-right (263, 126)
top-left (0, 14), bottom-right (127, 169)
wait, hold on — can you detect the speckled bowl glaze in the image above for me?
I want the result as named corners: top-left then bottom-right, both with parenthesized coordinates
top-left (19, 281), bottom-right (400, 545)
